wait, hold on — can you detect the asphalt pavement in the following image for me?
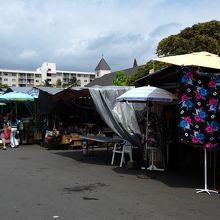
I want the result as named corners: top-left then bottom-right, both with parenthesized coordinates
top-left (0, 144), bottom-right (220, 220)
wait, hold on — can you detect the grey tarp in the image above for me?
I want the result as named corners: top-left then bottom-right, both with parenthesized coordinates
top-left (89, 86), bottom-right (144, 147)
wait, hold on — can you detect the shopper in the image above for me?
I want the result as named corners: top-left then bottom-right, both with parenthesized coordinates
top-left (9, 114), bottom-right (19, 148)
top-left (0, 114), bottom-right (8, 150)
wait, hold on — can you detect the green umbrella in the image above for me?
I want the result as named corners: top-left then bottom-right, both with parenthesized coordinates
top-left (0, 92), bottom-right (34, 102)
top-left (0, 92), bottom-right (34, 116)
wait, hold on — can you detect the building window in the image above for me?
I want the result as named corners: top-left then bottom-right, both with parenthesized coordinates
top-left (36, 80), bottom-right (39, 82)
top-left (84, 80), bottom-right (87, 82)
top-left (12, 79), bottom-right (16, 82)
top-left (4, 78), bottom-right (8, 81)
top-left (3, 73), bottom-right (8, 76)
top-left (12, 73), bottom-right (16, 77)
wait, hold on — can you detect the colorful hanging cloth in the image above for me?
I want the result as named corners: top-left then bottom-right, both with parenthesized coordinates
top-left (179, 69), bottom-right (220, 148)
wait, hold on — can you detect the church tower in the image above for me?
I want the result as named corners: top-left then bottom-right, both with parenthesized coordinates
top-left (95, 56), bottom-right (111, 78)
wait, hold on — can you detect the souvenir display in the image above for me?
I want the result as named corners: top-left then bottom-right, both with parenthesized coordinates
top-left (179, 70), bottom-right (220, 148)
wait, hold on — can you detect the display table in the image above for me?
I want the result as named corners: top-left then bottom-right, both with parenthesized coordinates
top-left (61, 134), bottom-right (70, 145)
top-left (79, 134), bottom-right (123, 154)
top-left (69, 133), bottom-right (82, 149)
top-left (60, 133), bottom-right (83, 149)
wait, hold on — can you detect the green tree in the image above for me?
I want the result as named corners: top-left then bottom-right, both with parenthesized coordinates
top-left (112, 71), bottom-right (128, 86)
top-left (67, 77), bottom-right (81, 87)
top-left (0, 83), bottom-right (9, 89)
top-left (56, 79), bottom-right (62, 88)
top-left (43, 79), bottom-right (51, 87)
top-left (128, 20), bottom-right (220, 85)
top-left (157, 20), bottom-right (220, 56)
top-left (127, 60), bottom-right (166, 85)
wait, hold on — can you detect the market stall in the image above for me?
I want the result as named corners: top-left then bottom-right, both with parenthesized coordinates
top-left (116, 86), bottom-right (178, 171)
top-left (149, 51), bottom-right (220, 194)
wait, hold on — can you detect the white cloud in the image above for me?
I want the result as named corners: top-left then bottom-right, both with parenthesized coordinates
top-left (18, 49), bottom-right (39, 60)
top-left (0, 0), bottom-right (220, 71)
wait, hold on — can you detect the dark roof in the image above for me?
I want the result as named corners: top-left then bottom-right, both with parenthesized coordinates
top-left (95, 58), bottom-right (111, 71)
top-left (86, 65), bottom-right (144, 87)
top-left (134, 64), bottom-right (220, 89)
top-left (134, 65), bottom-right (182, 88)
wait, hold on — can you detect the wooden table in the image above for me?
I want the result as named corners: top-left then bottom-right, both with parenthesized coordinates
top-left (60, 133), bottom-right (83, 149)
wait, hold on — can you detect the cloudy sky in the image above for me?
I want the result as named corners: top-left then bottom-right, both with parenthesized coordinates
top-left (0, 0), bottom-right (220, 72)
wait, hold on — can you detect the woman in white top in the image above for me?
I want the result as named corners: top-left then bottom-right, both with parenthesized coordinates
top-left (9, 115), bottom-right (19, 148)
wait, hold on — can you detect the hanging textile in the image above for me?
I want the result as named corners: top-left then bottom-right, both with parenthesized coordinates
top-left (179, 69), bottom-right (220, 148)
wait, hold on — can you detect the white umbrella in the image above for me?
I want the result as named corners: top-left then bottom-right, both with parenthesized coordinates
top-left (117, 86), bottom-right (178, 171)
top-left (153, 51), bottom-right (220, 70)
top-left (116, 86), bottom-right (178, 103)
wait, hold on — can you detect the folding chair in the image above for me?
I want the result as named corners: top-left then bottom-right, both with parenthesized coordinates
top-left (111, 141), bottom-right (133, 167)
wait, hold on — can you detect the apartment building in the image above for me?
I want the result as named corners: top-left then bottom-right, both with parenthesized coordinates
top-left (0, 62), bottom-right (96, 87)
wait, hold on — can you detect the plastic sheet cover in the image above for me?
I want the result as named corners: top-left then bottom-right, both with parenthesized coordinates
top-left (89, 86), bottom-right (144, 147)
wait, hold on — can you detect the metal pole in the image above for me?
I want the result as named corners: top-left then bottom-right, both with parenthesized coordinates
top-left (196, 147), bottom-right (218, 194)
top-left (144, 101), bottom-right (149, 168)
top-left (204, 147), bottom-right (207, 190)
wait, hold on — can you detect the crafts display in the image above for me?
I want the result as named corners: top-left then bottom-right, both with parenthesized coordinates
top-left (179, 70), bottom-right (220, 148)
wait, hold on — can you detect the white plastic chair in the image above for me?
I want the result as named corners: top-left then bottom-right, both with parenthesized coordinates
top-left (111, 141), bottom-right (133, 167)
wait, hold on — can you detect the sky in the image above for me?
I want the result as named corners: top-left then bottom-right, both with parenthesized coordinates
top-left (0, 0), bottom-right (220, 72)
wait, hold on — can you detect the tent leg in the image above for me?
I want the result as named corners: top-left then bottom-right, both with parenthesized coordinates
top-left (196, 147), bottom-right (218, 195)
top-left (147, 148), bottom-right (164, 171)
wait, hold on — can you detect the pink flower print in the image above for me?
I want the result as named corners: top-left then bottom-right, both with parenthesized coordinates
top-left (182, 95), bottom-right (189, 101)
top-left (194, 115), bottom-right (201, 122)
top-left (205, 126), bottom-right (213, 133)
top-left (208, 80), bottom-right (216, 88)
top-left (209, 98), bottom-right (217, 105)
top-left (195, 92), bottom-right (202, 100)
top-left (206, 143), bottom-right (214, 148)
top-left (187, 72), bottom-right (193, 79)
top-left (192, 136), bottom-right (199, 143)
top-left (184, 116), bottom-right (191, 123)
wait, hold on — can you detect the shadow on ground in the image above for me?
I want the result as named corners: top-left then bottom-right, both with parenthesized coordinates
top-left (52, 147), bottom-right (220, 190)
top-left (53, 148), bottom-right (115, 166)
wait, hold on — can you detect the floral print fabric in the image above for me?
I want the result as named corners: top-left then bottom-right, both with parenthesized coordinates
top-left (179, 70), bottom-right (220, 148)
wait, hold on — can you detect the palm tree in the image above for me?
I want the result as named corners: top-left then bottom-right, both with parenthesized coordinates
top-left (43, 79), bottom-right (51, 87)
top-left (67, 77), bottom-right (81, 87)
top-left (56, 79), bottom-right (62, 88)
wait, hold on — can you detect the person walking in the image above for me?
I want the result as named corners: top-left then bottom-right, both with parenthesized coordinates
top-left (9, 114), bottom-right (19, 148)
top-left (0, 114), bottom-right (8, 150)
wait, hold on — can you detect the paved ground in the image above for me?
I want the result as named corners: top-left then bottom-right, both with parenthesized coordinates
top-left (0, 144), bottom-right (220, 220)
